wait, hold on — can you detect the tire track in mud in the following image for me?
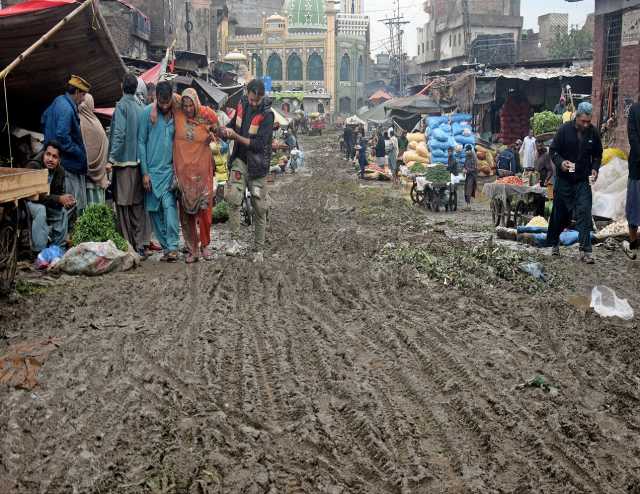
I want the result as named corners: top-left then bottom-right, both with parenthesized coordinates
top-left (372, 281), bottom-right (608, 492)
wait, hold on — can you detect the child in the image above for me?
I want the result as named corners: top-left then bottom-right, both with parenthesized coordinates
top-left (358, 134), bottom-right (369, 179)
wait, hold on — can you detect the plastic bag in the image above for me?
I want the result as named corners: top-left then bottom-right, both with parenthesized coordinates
top-left (35, 245), bottom-right (65, 270)
top-left (52, 240), bottom-right (140, 276)
top-left (590, 286), bottom-right (634, 320)
top-left (432, 128), bottom-right (449, 142)
top-left (519, 262), bottom-right (546, 281)
top-left (592, 157), bottom-right (628, 220)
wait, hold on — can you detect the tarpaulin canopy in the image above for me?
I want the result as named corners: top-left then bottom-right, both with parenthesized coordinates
top-left (140, 63), bottom-right (162, 85)
top-left (385, 95), bottom-right (450, 115)
top-left (271, 107), bottom-right (290, 127)
top-left (369, 89), bottom-right (392, 102)
top-left (0, 0), bottom-right (126, 127)
top-left (345, 115), bottom-right (365, 126)
top-left (361, 102), bottom-right (389, 124)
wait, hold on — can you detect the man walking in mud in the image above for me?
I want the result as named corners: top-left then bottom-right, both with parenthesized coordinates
top-left (547, 102), bottom-right (602, 263)
top-left (222, 79), bottom-right (274, 263)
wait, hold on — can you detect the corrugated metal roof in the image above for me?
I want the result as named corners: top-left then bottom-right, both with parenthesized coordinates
top-left (479, 62), bottom-right (592, 81)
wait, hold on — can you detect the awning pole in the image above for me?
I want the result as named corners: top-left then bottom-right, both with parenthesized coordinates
top-left (0, 0), bottom-right (94, 82)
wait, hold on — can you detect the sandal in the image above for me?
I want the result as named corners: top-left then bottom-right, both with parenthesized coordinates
top-left (185, 253), bottom-right (199, 264)
top-left (162, 251), bottom-right (179, 263)
top-left (201, 247), bottom-right (214, 260)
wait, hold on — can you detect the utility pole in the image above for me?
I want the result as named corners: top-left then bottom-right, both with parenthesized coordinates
top-left (185, 0), bottom-right (193, 52)
top-left (379, 1), bottom-right (409, 96)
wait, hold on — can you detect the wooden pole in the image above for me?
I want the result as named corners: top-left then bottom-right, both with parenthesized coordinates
top-left (0, 0), bottom-right (94, 81)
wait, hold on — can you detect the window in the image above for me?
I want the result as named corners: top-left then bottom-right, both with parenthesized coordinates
top-left (357, 55), bottom-right (364, 82)
top-left (340, 53), bottom-right (350, 81)
top-left (267, 53), bottom-right (283, 80)
top-left (339, 96), bottom-right (352, 114)
top-left (449, 34), bottom-right (452, 47)
top-left (422, 42), bottom-right (425, 54)
top-left (307, 53), bottom-right (324, 80)
top-left (458, 32), bottom-right (462, 46)
top-left (287, 53), bottom-right (303, 81)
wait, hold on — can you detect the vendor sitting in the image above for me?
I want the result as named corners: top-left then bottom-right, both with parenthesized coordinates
top-left (26, 140), bottom-right (76, 253)
top-left (496, 144), bottom-right (520, 177)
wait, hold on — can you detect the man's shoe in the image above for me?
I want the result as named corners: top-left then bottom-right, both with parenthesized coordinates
top-left (252, 250), bottom-right (264, 263)
top-left (225, 240), bottom-right (247, 257)
top-left (551, 246), bottom-right (560, 256)
top-left (622, 241), bottom-right (638, 260)
top-left (581, 252), bottom-right (595, 264)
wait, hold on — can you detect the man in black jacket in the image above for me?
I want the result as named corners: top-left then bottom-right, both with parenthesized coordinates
top-left (223, 79), bottom-right (274, 262)
top-left (547, 102), bottom-right (603, 263)
top-left (26, 141), bottom-right (76, 252)
top-left (624, 100), bottom-right (640, 259)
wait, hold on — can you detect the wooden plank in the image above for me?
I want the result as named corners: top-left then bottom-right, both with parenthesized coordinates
top-left (0, 168), bottom-right (49, 204)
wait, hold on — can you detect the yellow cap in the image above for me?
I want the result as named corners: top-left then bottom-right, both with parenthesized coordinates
top-left (68, 75), bottom-right (91, 92)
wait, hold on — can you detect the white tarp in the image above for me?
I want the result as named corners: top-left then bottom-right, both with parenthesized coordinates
top-left (592, 157), bottom-right (628, 220)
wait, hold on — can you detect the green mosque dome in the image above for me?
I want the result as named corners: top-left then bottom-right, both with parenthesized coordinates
top-left (286, 0), bottom-right (327, 30)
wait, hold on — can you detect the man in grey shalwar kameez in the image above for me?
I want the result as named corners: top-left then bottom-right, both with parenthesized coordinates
top-left (109, 73), bottom-right (145, 256)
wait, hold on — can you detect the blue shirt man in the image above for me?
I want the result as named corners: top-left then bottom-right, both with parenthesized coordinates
top-left (138, 81), bottom-right (179, 261)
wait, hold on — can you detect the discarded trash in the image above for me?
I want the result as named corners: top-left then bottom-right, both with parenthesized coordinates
top-left (52, 240), bottom-right (140, 276)
top-left (516, 375), bottom-right (559, 395)
top-left (590, 285), bottom-right (634, 320)
top-left (35, 245), bottom-right (64, 270)
top-left (519, 261), bottom-right (546, 281)
top-left (0, 336), bottom-right (62, 390)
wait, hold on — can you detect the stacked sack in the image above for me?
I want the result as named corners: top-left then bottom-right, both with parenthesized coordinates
top-left (403, 132), bottom-right (430, 168)
top-left (498, 96), bottom-right (530, 145)
top-left (426, 113), bottom-right (474, 167)
top-left (475, 144), bottom-right (496, 176)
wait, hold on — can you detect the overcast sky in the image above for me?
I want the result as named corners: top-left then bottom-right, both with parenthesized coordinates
top-left (364, 0), bottom-right (596, 57)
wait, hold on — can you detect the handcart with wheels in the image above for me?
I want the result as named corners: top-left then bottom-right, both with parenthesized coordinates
top-left (410, 175), bottom-right (458, 212)
top-left (482, 181), bottom-right (548, 228)
top-left (0, 167), bottom-right (49, 294)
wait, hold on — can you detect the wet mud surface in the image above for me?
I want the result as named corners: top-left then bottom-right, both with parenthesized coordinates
top-left (2, 132), bottom-right (640, 493)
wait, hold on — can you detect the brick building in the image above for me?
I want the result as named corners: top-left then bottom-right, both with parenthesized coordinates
top-left (101, 0), bottom-right (150, 60)
top-left (417, 0), bottom-right (522, 72)
top-left (578, 0), bottom-right (640, 150)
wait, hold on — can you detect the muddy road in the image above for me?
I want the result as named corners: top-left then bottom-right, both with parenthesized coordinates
top-left (2, 132), bottom-right (640, 493)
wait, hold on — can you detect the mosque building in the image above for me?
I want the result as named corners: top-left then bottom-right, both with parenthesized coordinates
top-left (219, 0), bottom-right (369, 115)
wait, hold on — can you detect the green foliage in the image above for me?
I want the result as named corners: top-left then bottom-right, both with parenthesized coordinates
top-left (212, 201), bottom-right (229, 223)
top-left (423, 165), bottom-right (450, 183)
top-left (530, 111), bottom-right (563, 135)
top-left (71, 204), bottom-right (128, 251)
top-left (549, 26), bottom-right (593, 60)
top-left (409, 163), bottom-right (427, 174)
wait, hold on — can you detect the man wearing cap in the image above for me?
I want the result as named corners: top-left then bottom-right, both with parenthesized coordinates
top-left (547, 101), bottom-right (603, 264)
top-left (41, 75), bottom-right (90, 217)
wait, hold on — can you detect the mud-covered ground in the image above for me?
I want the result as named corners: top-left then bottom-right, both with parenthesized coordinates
top-left (2, 132), bottom-right (640, 493)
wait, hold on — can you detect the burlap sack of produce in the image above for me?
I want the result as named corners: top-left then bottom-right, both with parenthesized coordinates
top-left (407, 132), bottom-right (426, 143)
top-left (476, 150), bottom-right (487, 161)
top-left (408, 141), bottom-right (418, 150)
top-left (416, 142), bottom-right (430, 158)
top-left (478, 162), bottom-right (492, 175)
top-left (403, 151), bottom-right (428, 164)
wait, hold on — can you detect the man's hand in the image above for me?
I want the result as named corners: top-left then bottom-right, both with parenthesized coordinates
top-left (59, 194), bottom-right (76, 209)
top-left (106, 162), bottom-right (113, 173)
top-left (223, 128), bottom-right (238, 140)
top-left (561, 160), bottom-right (573, 172)
top-left (143, 174), bottom-right (152, 192)
top-left (590, 169), bottom-right (598, 184)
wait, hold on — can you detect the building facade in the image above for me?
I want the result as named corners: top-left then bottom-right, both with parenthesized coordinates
top-left (417, 0), bottom-right (522, 72)
top-left (220, 0), bottom-right (369, 114)
top-left (585, 0), bottom-right (640, 150)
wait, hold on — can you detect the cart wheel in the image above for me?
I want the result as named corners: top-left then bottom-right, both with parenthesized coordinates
top-left (513, 201), bottom-right (527, 226)
top-left (0, 207), bottom-right (18, 294)
top-left (491, 198), bottom-right (503, 226)
top-left (430, 194), bottom-right (440, 212)
top-left (410, 184), bottom-right (425, 205)
top-left (449, 187), bottom-right (458, 212)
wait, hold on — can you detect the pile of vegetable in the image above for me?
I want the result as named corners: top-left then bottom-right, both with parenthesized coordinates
top-left (409, 163), bottom-right (427, 174)
top-left (497, 176), bottom-right (525, 186)
top-left (530, 111), bottom-right (562, 136)
top-left (72, 204), bottom-right (128, 251)
top-left (423, 165), bottom-right (450, 183)
top-left (498, 96), bottom-right (530, 144)
top-left (212, 201), bottom-right (229, 223)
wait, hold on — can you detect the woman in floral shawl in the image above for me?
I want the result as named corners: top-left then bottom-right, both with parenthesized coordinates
top-left (172, 88), bottom-right (219, 263)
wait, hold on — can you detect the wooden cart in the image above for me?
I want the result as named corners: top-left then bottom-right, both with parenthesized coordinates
top-left (0, 167), bottom-right (49, 293)
top-left (482, 181), bottom-right (548, 228)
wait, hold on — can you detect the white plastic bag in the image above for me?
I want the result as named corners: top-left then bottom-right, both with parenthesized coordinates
top-left (592, 157), bottom-right (628, 220)
top-left (52, 241), bottom-right (140, 276)
top-left (590, 286), bottom-right (634, 320)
